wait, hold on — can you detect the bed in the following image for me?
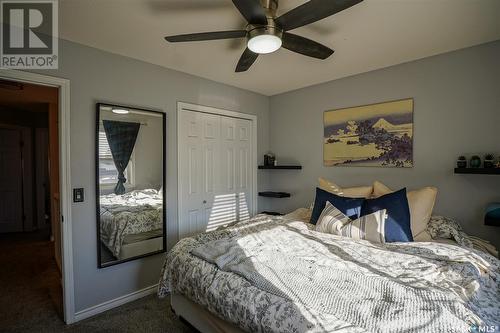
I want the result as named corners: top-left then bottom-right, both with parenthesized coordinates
top-left (158, 210), bottom-right (499, 333)
top-left (100, 188), bottom-right (163, 260)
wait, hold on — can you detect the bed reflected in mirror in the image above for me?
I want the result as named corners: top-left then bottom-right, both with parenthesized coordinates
top-left (96, 103), bottom-right (166, 268)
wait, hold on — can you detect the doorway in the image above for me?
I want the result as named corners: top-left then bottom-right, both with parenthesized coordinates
top-left (0, 77), bottom-right (67, 327)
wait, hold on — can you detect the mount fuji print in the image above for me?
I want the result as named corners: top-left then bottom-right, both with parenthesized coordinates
top-left (324, 98), bottom-right (413, 167)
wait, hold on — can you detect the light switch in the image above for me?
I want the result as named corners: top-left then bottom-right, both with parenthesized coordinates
top-left (73, 188), bottom-right (84, 203)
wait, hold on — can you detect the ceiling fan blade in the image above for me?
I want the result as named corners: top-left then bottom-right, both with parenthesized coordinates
top-left (165, 30), bottom-right (247, 43)
top-left (236, 48), bottom-right (259, 72)
top-left (276, 0), bottom-right (363, 31)
top-left (282, 32), bottom-right (334, 60)
top-left (231, 0), bottom-right (268, 25)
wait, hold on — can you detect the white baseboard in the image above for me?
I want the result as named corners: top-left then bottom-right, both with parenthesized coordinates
top-left (74, 284), bottom-right (158, 322)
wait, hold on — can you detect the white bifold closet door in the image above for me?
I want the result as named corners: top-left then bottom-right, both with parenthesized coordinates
top-left (179, 110), bottom-right (253, 238)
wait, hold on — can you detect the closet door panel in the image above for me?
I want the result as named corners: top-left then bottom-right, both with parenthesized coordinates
top-left (235, 119), bottom-right (252, 221)
top-left (211, 117), bottom-right (238, 229)
top-left (201, 113), bottom-right (221, 233)
top-left (221, 117), bottom-right (236, 193)
top-left (179, 111), bottom-right (203, 237)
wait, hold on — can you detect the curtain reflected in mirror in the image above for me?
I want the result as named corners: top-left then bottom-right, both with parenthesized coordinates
top-left (96, 103), bottom-right (166, 268)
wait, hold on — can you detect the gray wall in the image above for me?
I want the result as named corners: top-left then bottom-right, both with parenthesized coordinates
top-left (27, 37), bottom-right (499, 315)
top-left (133, 115), bottom-right (163, 190)
top-left (35, 39), bottom-right (270, 312)
top-left (268, 40), bottom-right (500, 249)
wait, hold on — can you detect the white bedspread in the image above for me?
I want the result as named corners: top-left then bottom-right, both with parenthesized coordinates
top-left (100, 189), bottom-right (163, 256)
top-left (159, 214), bottom-right (499, 333)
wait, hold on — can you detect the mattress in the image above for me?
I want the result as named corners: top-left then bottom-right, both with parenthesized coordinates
top-left (118, 236), bottom-right (163, 260)
top-left (122, 229), bottom-right (163, 245)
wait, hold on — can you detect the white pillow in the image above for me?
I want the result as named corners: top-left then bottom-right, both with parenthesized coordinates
top-left (316, 201), bottom-right (387, 244)
top-left (318, 177), bottom-right (373, 198)
top-left (372, 181), bottom-right (437, 238)
top-left (283, 208), bottom-right (312, 223)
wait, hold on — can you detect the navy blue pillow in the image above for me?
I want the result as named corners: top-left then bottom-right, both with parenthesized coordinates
top-left (310, 187), bottom-right (364, 225)
top-left (361, 188), bottom-right (413, 242)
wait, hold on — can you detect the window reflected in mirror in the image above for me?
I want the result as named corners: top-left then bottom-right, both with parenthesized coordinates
top-left (96, 103), bottom-right (166, 268)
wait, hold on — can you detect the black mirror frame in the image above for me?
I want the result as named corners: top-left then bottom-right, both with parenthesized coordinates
top-left (95, 102), bottom-right (167, 268)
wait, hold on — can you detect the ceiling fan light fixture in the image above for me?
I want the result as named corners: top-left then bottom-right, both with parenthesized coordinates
top-left (248, 34), bottom-right (282, 54)
top-left (247, 25), bottom-right (283, 54)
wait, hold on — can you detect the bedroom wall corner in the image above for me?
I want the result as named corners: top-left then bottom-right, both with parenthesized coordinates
top-left (268, 40), bottom-right (500, 249)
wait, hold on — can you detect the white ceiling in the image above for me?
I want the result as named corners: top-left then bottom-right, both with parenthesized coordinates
top-left (60, 0), bottom-right (500, 96)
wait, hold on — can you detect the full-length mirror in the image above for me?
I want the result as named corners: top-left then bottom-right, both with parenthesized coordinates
top-left (96, 103), bottom-right (166, 268)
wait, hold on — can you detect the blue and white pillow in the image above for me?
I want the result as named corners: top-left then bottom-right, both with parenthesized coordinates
top-left (316, 201), bottom-right (387, 244)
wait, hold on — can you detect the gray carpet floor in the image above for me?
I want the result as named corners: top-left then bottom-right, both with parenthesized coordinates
top-left (0, 231), bottom-right (196, 333)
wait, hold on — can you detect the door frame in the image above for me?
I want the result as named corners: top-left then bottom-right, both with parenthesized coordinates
top-left (0, 69), bottom-right (74, 324)
top-left (177, 102), bottom-right (258, 240)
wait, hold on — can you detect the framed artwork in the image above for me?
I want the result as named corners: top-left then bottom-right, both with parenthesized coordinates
top-left (324, 98), bottom-right (414, 168)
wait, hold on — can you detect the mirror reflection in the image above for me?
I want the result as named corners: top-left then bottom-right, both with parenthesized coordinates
top-left (96, 103), bottom-right (165, 267)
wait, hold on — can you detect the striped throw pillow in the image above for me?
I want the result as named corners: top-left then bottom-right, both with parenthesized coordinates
top-left (315, 201), bottom-right (351, 233)
top-left (316, 201), bottom-right (387, 244)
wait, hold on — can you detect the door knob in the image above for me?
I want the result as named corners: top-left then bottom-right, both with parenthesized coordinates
top-left (203, 200), bottom-right (207, 204)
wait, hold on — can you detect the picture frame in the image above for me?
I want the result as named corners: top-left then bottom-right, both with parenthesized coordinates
top-left (323, 98), bottom-right (414, 168)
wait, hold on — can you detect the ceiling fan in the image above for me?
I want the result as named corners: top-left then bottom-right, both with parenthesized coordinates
top-left (165, 0), bottom-right (363, 72)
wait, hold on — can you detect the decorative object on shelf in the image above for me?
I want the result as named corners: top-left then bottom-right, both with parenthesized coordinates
top-left (264, 153), bottom-right (275, 166)
top-left (456, 156), bottom-right (467, 168)
top-left (496, 161), bottom-right (500, 168)
top-left (258, 191), bottom-right (291, 198)
top-left (484, 154), bottom-right (495, 168)
top-left (324, 98), bottom-right (413, 168)
top-left (470, 155), bottom-right (481, 168)
top-left (485, 203), bottom-right (500, 227)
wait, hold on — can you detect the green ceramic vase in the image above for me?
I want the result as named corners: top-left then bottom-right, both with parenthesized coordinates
top-left (470, 156), bottom-right (481, 168)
